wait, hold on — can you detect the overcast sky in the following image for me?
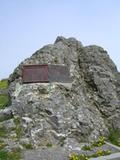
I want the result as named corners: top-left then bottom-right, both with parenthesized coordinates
top-left (0, 0), bottom-right (120, 79)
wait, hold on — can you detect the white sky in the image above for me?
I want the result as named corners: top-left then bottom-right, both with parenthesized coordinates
top-left (0, 0), bottom-right (120, 79)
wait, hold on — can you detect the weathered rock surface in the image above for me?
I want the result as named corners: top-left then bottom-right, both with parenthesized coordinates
top-left (7, 36), bottom-right (120, 150)
top-left (0, 107), bottom-right (13, 122)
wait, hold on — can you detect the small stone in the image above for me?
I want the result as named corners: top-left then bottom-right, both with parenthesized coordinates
top-left (22, 117), bottom-right (33, 123)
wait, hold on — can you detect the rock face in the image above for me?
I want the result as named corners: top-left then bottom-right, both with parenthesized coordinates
top-left (8, 36), bottom-right (120, 149)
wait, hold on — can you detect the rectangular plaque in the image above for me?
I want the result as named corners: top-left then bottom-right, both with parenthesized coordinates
top-left (22, 64), bottom-right (72, 83)
top-left (22, 65), bottom-right (49, 83)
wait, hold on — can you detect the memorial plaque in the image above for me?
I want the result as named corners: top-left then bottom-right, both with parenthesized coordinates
top-left (22, 64), bottom-right (72, 83)
top-left (22, 65), bottom-right (49, 83)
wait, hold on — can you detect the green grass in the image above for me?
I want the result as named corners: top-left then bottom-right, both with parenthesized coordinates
top-left (0, 140), bottom-right (6, 150)
top-left (0, 79), bottom-right (11, 109)
top-left (91, 136), bottom-right (105, 147)
top-left (0, 94), bottom-right (11, 109)
top-left (82, 136), bottom-right (105, 151)
top-left (0, 123), bottom-right (21, 160)
top-left (0, 149), bottom-right (21, 160)
top-left (0, 79), bottom-right (8, 89)
top-left (7, 149), bottom-right (21, 160)
top-left (0, 150), bottom-right (8, 160)
top-left (71, 136), bottom-right (111, 160)
top-left (69, 150), bottom-right (111, 160)
top-left (108, 130), bottom-right (120, 147)
top-left (70, 153), bottom-right (89, 160)
top-left (82, 145), bottom-right (91, 151)
top-left (0, 125), bottom-right (7, 137)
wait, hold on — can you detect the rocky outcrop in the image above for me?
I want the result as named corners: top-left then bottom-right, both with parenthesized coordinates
top-left (8, 36), bottom-right (120, 149)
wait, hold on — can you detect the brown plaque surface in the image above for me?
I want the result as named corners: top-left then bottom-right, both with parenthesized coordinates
top-left (22, 65), bottom-right (49, 83)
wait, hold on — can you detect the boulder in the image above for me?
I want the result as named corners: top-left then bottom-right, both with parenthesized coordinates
top-left (8, 36), bottom-right (120, 148)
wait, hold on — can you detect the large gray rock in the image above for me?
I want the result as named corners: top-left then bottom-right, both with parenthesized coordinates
top-left (8, 36), bottom-right (120, 149)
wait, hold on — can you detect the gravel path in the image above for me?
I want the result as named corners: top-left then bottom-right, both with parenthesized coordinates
top-left (23, 147), bottom-right (69, 160)
top-left (23, 143), bottom-right (120, 160)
